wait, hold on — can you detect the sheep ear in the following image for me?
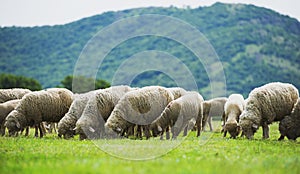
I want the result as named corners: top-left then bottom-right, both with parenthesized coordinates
top-left (252, 124), bottom-right (258, 129)
top-left (16, 121), bottom-right (21, 129)
top-left (73, 127), bottom-right (78, 131)
top-left (88, 126), bottom-right (95, 133)
top-left (157, 126), bottom-right (162, 132)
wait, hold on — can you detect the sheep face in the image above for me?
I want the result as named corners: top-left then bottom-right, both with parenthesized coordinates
top-left (239, 119), bottom-right (258, 139)
top-left (239, 111), bottom-right (259, 139)
top-left (58, 129), bottom-right (75, 139)
top-left (57, 123), bottom-right (75, 139)
top-left (73, 125), bottom-right (88, 140)
top-left (150, 123), bottom-right (163, 137)
top-left (4, 111), bottom-right (22, 136)
top-left (225, 123), bottom-right (241, 139)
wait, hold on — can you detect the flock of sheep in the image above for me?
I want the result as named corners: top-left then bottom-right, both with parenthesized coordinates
top-left (1, 82), bottom-right (299, 141)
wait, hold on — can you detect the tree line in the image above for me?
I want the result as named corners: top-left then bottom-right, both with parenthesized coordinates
top-left (0, 74), bottom-right (110, 92)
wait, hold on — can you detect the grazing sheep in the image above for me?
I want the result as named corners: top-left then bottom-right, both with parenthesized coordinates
top-left (239, 82), bottom-right (299, 139)
top-left (279, 98), bottom-right (300, 140)
top-left (150, 91), bottom-right (204, 139)
top-left (4, 88), bottom-right (73, 137)
top-left (223, 94), bottom-right (245, 138)
top-left (75, 85), bottom-right (132, 140)
top-left (57, 91), bottom-right (97, 139)
top-left (0, 99), bottom-right (20, 136)
top-left (0, 88), bottom-right (31, 103)
top-left (105, 86), bottom-right (174, 139)
top-left (202, 97), bottom-right (227, 131)
top-left (167, 87), bottom-right (187, 100)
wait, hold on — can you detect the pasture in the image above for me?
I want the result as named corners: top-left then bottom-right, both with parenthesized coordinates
top-left (0, 122), bottom-right (299, 174)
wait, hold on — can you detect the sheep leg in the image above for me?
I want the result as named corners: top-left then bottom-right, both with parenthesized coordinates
top-left (202, 117), bottom-right (207, 132)
top-left (262, 123), bottom-right (269, 139)
top-left (196, 119), bottom-right (201, 137)
top-left (166, 126), bottom-right (170, 140)
top-left (40, 123), bottom-right (46, 135)
top-left (53, 123), bottom-right (57, 133)
top-left (171, 127), bottom-right (177, 139)
top-left (160, 131), bottom-right (164, 140)
top-left (34, 125), bottom-right (38, 137)
top-left (135, 125), bottom-right (142, 140)
top-left (38, 124), bottom-right (44, 138)
top-left (183, 125), bottom-right (188, 137)
top-left (143, 125), bottom-right (151, 140)
top-left (0, 123), bottom-right (5, 136)
top-left (25, 127), bottom-right (29, 136)
top-left (208, 116), bottom-right (213, 132)
top-left (223, 130), bottom-right (227, 137)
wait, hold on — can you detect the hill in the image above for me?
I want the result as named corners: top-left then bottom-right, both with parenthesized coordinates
top-left (0, 3), bottom-right (299, 98)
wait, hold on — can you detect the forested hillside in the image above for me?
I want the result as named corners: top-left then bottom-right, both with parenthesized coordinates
top-left (0, 3), bottom-right (299, 98)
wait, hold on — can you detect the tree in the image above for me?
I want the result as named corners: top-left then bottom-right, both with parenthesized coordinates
top-left (0, 73), bottom-right (42, 91)
top-left (60, 75), bottom-right (111, 93)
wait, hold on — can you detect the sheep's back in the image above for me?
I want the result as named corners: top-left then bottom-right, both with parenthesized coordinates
top-left (0, 88), bottom-right (31, 103)
top-left (111, 86), bottom-right (173, 126)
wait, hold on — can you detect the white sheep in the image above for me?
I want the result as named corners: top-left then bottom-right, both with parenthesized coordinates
top-left (202, 97), bottom-right (227, 131)
top-left (239, 82), bottom-right (299, 139)
top-left (0, 88), bottom-right (31, 103)
top-left (150, 91), bottom-right (204, 139)
top-left (105, 86), bottom-right (174, 139)
top-left (4, 88), bottom-right (73, 137)
top-left (75, 85), bottom-right (132, 140)
top-left (57, 91), bottom-right (97, 139)
top-left (223, 94), bottom-right (245, 138)
top-left (0, 99), bottom-right (20, 136)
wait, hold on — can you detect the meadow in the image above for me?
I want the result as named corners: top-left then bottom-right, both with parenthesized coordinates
top-left (0, 122), bottom-right (299, 174)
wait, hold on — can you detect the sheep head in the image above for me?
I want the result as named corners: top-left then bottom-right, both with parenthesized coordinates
top-left (57, 122), bottom-right (75, 139)
top-left (150, 123), bottom-right (163, 137)
top-left (4, 110), bottom-right (23, 136)
top-left (239, 111), bottom-right (259, 139)
top-left (224, 121), bottom-right (241, 139)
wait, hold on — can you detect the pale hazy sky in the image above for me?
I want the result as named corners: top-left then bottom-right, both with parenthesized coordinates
top-left (0, 0), bottom-right (299, 27)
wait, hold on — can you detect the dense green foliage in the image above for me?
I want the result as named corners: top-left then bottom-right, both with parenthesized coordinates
top-left (0, 73), bottom-right (42, 90)
top-left (0, 3), bottom-right (299, 98)
top-left (0, 123), bottom-right (299, 174)
top-left (59, 75), bottom-right (111, 93)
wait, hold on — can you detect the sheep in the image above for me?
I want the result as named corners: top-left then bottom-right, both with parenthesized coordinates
top-left (0, 99), bottom-right (20, 136)
top-left (150, 91), bottom-right (204, 139)
top-left (105, 86), bottom-right (174, 139)
top-left (0, 88), bottom-right (31, 103)
top-left (202, 97), bottom-right (227, 132)
top-left (223, 94), bottom-right (245, 138)
top-left (239, 82), bottom-right (299, 139)
top-left (4, 88), bottom-right (73, 137)
top-left (57, 91), bottom-right (97, 139)
top-left (74, 85), bottom-right (132, 140)
top-left (167, 87), bottom-right (187, 100)
top-left (278, 98), bottom-right (300, 140)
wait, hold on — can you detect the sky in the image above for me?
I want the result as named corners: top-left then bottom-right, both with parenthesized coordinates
top-left (0, 0), bottom-right (299, 27)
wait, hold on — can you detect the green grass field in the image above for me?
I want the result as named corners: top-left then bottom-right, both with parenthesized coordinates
top-left (0, 123), bottom-right (299, 174)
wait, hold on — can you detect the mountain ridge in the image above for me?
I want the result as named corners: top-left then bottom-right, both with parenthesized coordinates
top-left (0, 2), bottom-right (299, 98)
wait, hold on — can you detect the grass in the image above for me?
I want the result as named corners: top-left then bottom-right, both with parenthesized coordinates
top-left (0, 123), bottom-right (299, 174)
